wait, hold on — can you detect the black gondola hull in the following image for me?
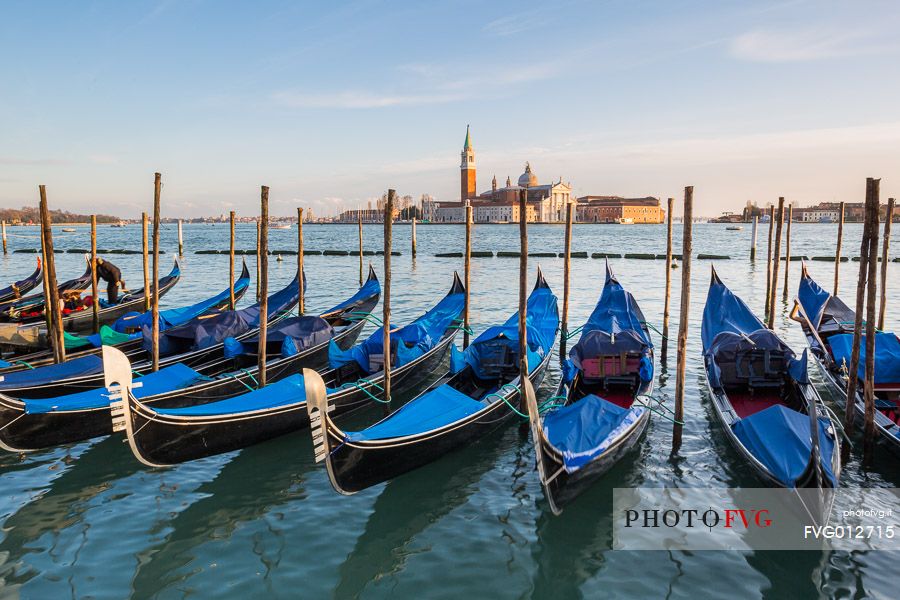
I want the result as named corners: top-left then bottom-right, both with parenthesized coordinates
top-left (124, 331), bottom-right (458, 466)
top-left (0, 305), bottom-right (372, 451)
top-left (327, 358), bottom-right (550, 494)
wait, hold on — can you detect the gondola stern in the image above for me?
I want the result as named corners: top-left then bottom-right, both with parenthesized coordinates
top-left (449, 270), bottom-right (466, 296)
top-left (710, 264), bottom-right (722, 286)
top-left (521, 375), bottom-right (562, 514)
top-left (102, 346), bottom-right (163, 468)
top-left (366, 264), bottom-right (378, 283)
top-left (534, 265), bottom-right (550, 291)
top-left (239, 259), bottom-right (250, 280)
top-left (304, 368), bottom-right (354, 495)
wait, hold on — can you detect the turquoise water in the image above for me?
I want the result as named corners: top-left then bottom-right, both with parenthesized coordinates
top-left (0, 221), bottom-right (898, 599)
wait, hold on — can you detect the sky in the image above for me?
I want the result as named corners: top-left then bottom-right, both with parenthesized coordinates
top-left (2, 0), bottom-right (900, 219)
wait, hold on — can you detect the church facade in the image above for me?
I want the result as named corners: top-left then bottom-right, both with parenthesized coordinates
top-left (434, 126), bottom-right (572, 223)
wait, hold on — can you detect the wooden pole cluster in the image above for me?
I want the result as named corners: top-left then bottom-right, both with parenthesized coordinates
top-left (177, 219), bottom-right (184, 256)
top-left (358, 211), bottom-right (364, 286)
top-left (1, 220), bottom-right (6, 254)
top-left (862, 179), bottom-right (881, 464)
top-left (258, 186), bottom-right (270, 387)
top-left (383, 190), bottom-right (394, 408)
top-left (518, 189), bottom-right (529, 392)
top-left (661, 197), bottom-right (674, 363)
top-left (782, 204), bottom-right (793, 300)
top-left (151, 173), bottom-right (161, 372)
top-left (560, 201), bottom-right (573, 359)
top-left (767, 198), bottom-right (785, 329)
top-left (38, 186), bottom-right (66, 364)
top-left (39, 222), bottom-right (52, 341)
top-left (749, 215), bottom-right (758, 260)
top-left (673, 186), bottom-right (693, 452)
top-left (878, 198), bottom-right (894, 331)
top-left (845, 179), bottom-right (880, 459)
top-left (90, 215), bottom-right (99, 334)
top-left (229, 210), bottom-right (236, 310)
top-left (297, 207), bottom-right (304, 314)
top-left (834, 202), bottom-right (845, 296)
top-left (142, 213), bottom-right (150, 312)
top-left (411, 216), bottom-right (417, 258)
top-left (765, 205), bottom-right (775, 317)
top-left (464, 204), bottom-right (473, 348)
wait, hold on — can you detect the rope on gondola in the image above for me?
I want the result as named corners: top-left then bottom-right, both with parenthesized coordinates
top-left (640, 320), bottom-right (668, 341)
top-left (13, 360), bottom-right (34, 370)
top-left (563, 326), bottom-right (583, 340)
top-left (340, 378), bottom-right (390, 403)
top-left (347, 311), bottom-right (383, 327)
top-left (484, 386), bottom-right (528, 418)
top-left (238, 368), bottom-right (259, 389)
top-left (635, 394), bottom-right (684, 425)
top-left (819, 402), bottom-right (852, 446)
top-left (450, 324), bottom-right (474, 336)
top-left (540, 395), bottom-right (566, 414)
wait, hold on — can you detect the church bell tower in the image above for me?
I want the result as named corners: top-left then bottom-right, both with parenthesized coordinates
top-left (460, 125), bottom-right (476, 202)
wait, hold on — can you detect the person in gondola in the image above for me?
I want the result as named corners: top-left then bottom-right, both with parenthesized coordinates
top-left (95, 257), bottom-right (127, 304)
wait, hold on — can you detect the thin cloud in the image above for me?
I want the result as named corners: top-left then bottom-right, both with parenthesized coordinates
top-left (483, 13), bottom-right (544, 36)
top-left (270, 90), bottom-right (466, 109)
top-left (0, 157), bottom-right (71, 166)
top-left (730, 26), bottom-right (899, 62)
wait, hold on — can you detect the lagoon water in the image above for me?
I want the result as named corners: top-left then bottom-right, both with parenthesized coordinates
top-left (1, 221), bottom-right (899, 599)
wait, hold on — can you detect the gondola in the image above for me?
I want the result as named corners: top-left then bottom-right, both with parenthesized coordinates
top-left (0, 260), bottom-right (93, 315)
top-left (0, 269), bottom-right (301, 398)
top-left (0, 261), bottom-right (252, 370)
top-left (0, 260), bottom-right (182, 352)
top-left (0, 259), bottom-right (42, 305)
top-left (0, 270), bottom-right (377, 451)
top-left (525, 261), bottom-right (653, 514)
top-left (701, 267), bottom-right (840, 514)
top-left (792, 265), bottom-right (900, 455)
top-left (108, 272), bottom-right (464, 467)
top-left (309, 270), bottom-right (558, 495)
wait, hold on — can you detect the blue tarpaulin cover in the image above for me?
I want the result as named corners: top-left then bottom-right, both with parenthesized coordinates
top-left (798, 270), bottom-right (832, 329)
top-left (829, 332), bottom-right (900, 384)
top-left (732, 404), bottom-right (837, 487)
top-left (329, 285), bottom-right (465, 373)
top-left (347, 385), bottom-right (485, 441)
top-left (112, 266), bottom-right (250, 333)
top-left (569, 264), bottom-right (652, 376)
top-left (0, 355), bottom-right (104, 391)
top-left (23, 363), bottom-right (204, 414)
top-left (457, 283), bottom-right (558, 379)
top-left (323, 275), bottom-right (380, 315)
top-left (543, 394), bottom-right (643, 472)
top-left (147, 273), bottom-right (300, 354)
top-left (343, 277), bottom-right (558, 442)
top-left (701, 271), bottom-right (768, 351)
top-left (153, 373), bottom-right (310, 416)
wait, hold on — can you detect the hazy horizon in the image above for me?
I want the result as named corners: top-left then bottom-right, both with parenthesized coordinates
top-left (2, 0), bottom-right (899, 219)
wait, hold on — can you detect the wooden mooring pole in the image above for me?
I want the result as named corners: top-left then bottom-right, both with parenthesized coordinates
top-left (517, 190), bottom-right (529, 410)
top-left (256, 219), bottom-right (261, 301)
top-left (177, 219), bottom-right (184, 256)
top-left (39, 221), bottom-right (53, 352)
top-left (1, 220), bottom-right (6, 254)
top-left (358, 211), bottom-right (364, 286)
top-left (560, 200), bottom-right (573, 359)
top-left (297, 207), bottom-right (304, 315)
top-left (229, 210), bottom-right (236, 310)
top-left (878, 198), bottom-right (894, 331)
top-left (661, 197), bottom-right (674, 363)
top-left (464, 203), bottom-right (473, 348)
top-left (39, 186), bottom-right (66, 363)
top-left (151, 173), bottom-right (161, 372)
top-left (672, 186), bottom-right (693, 452)
top-left (142, 212), bottom-right (150, 312)
top-left (750, 215), bottom-right (758, 260)
top-left (863, 179), bottom-right (881, 465)
top-left (765, 205), bottom-right (775, 319)
top-left (258, 186), bottom-right (269, 388)
top-left (411, 216), bottom-right (417, 258)
top-left (90, 215), bottom-right (99, 334)
top-left (767, 198), bottom-right (785, 330)
top-left (846, 181), bottom-right (877, 441)
top-left (782, 204), bottom-right (793, 301)
top-left (835, 201), bottom-right (845, 296)
top-left (383, 190), bottom-right (394, 410)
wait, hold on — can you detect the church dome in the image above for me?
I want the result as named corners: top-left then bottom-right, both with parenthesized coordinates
top-left (518, 162), bottom-right (538, 187)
